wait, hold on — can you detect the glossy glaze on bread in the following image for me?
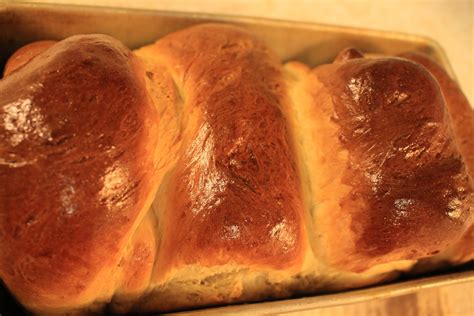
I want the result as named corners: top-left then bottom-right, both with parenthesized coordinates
top-left (0, 24), bottom-right (472, 314)
top-left (131, 24), bottom-right (308, 312)
top-left (138, 24), bottom-right (306, 274)
top-left (314, 53), bottom-right (472, 271)
top-left (0, 35), bottom-right (161, 312)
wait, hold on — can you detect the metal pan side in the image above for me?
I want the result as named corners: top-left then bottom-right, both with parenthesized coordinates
top-left (176, 268), bottom-right (474, 315)
top-left (0, 2), bottom-right (455, 76)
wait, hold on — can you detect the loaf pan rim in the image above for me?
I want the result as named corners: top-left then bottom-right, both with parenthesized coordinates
top-left (1, 1), bottom-right (456, 79)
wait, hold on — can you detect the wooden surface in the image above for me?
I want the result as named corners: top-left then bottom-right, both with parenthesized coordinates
top-left (11, 0), bottom-right (474, 315)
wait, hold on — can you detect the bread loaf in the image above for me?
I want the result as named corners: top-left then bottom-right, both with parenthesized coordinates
top-left (0, 24), bottom-right (472, 314)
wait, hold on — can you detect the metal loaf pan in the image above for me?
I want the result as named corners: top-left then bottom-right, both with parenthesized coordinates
top-left (0, 2), bottom-right (472, 315)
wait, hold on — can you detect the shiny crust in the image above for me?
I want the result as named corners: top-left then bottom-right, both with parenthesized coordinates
top-left (398, 52), bottom-right (474, 263)
top-left (0, 35), bottom-right (160, 311)
top-left (398, 52), bottom-right (474, 174)
top-left (312, 54), bottom-right (473, 271)
top-left (0, 24), bottom-right (473, 314)
top-left (3, 41), bottom-right (57, 77)
top-left (136, 24), bottom-right (306, 276)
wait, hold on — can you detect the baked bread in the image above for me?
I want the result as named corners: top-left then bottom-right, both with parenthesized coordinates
top-left (0, 24), bottom-right (472, 314)
top-left (0, 35), bottom-right (161, 313)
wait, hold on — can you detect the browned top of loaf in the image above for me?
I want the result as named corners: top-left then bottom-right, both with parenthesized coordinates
top-left (315, 53), bottom-right (473, 264)
top-left (0, 35), bottom-right (159, 309)
top-left (148, 24), bottom-right (305, 273)
top-left (398, 52), bottom-right (474, 173)
top-left (398, 52), bottom-right (474, 262)
top-left (3, 40), bottom-right (57, 77)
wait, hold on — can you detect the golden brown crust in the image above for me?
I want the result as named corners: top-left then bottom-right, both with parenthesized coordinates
top-left (312, 55), bottom-right (473, 272)
top-left (398, 52), bottom-right (474, 174)
top-left (1, 26), bottom-right (473, 315)
top-left (0, 35), bottom-right (160, 311)
top-left (333, 47), bottom-right (364, 63)
top-left (136, 24), bottom-right (306, 277)
top-left (3, 41), bottom-right (56, 77)
top-left (398, 52), bottom-right (474, 263)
